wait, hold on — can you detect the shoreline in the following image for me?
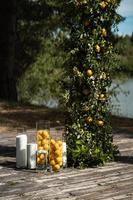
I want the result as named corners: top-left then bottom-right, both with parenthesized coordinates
top-left (1, 101), bottom-right (133, 134)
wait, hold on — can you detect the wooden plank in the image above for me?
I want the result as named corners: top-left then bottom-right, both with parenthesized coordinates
top-left (72, 179), bottom-right (133, 200)
top-left (1, 170), bottom-right (133, 199)
top-left (119, 147), bottom-right (133, 152)
top-left (0, 128), bottom-right (133, 200)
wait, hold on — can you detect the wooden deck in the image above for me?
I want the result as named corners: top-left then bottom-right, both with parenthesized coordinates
top-left (0, 124), bottom-right (133, 200)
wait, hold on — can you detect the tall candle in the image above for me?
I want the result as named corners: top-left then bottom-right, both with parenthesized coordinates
top-left (16, 134), bottom-right (27, 168)
top-left (27, 143), bottom-right (37, 169)
top-left (62, 142), bottom-right (67, 167)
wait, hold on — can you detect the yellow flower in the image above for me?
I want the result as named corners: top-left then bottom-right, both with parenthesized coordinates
top-left (97, 120), bottom-right (104, 126)
top-left (85, 117), bottom-right (93, 124)
top-left (95, 45), bottom-right (101, 53)
top-left (99, 1), bottom-right (107, 9)
top-left (99, 94), bottom-right (106, 101)
top-left (86, 69), bottom-right (93, 77)
top-left (100, 72), bottom-right (107, 80)
top-left (101, 28), bottom-right (107, 37)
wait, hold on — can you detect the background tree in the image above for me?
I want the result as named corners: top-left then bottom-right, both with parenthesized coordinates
top-left (17, 0), bottom-right (69, 104)
top-left (115, 35), bottom-right (133, 75)
top-left (18, 38), bottom-right (66, 104)
top-left (0, 0), bottom-right (17, 101)
top-left (130, 32), bottom-right (133, 45)
top-left (0, 0), bottom-right (61, 101)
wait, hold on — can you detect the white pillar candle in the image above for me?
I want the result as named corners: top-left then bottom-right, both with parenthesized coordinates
top-left (16, 134), bottom-right (27, 168)
top-left (27, 143), bottom-right (37, 169)
top-left (62, 142), bottom-right (67, 167)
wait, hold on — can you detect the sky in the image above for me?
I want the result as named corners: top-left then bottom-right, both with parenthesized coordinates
top-left (117, 0), bottom-right (133, 35)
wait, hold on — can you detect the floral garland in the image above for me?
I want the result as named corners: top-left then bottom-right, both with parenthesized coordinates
top-left (63, 0), bottom-right (121, 167)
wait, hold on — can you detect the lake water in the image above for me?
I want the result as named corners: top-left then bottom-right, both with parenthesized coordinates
top-left (40, 78), bottom-right (133, 119)
top-left (111, 78), bottom-right (133, 118)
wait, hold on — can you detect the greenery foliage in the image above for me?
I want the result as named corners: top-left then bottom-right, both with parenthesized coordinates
top-left (16, 0), bottom-right (51, 77)
top-left (18, 38), bottom-right (66, 104)
top-left (17, 0), bottom-right (67, 104)
top-left (114, 34), bottom-right (133, 75)
top-left (61, 0), bottom-right (121, 167)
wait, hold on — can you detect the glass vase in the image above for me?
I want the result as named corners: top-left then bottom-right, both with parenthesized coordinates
top-left (49, 126), bottom-right (65, 172)
top-left (36, 120), bottom-right (50, 170)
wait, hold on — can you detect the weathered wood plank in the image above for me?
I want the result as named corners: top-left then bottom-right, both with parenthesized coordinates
top-left (1, 167), bottom-right (133, 199)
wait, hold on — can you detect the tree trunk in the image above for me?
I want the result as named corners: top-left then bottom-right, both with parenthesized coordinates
top-left (0, 0), bottom-right (17, 101)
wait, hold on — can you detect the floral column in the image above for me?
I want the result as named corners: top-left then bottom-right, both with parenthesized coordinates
top-left (63, 0), bottom-right (121, 167)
